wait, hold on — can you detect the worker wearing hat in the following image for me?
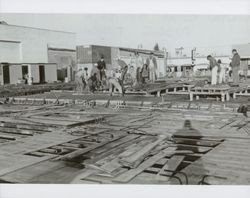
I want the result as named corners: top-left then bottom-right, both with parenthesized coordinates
top-left (97, 55), bottom-right (106, 82)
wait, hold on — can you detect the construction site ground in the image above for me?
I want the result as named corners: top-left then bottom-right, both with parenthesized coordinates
top-left (0, 80), bottom-right (249, 185)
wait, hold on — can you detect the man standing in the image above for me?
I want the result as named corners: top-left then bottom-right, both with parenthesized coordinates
top-left (75, 68), bottom-right (84, 92)
top-left (135, 51), bottom-right (144, 69)
top-left (217, 59), bottom-right (226, 84)
top-left (207, 55), bottom-right (219, 85)
top-left (146, 52), bottom-right (158, 82)
top-left (230, 49), bottom-right (241, 84)
top-left (134, 52), bottom-right (144, 85)
top-left (97, 55), bottom-right (106, 82)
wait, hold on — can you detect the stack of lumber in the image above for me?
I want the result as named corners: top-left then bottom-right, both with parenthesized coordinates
top-left (68, 133), bottom-right (224, 184)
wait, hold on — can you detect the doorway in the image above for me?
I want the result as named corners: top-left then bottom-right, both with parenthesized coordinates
top-left (22, 65), bottom-right (28, 77)
top-left (21, 65), bottom-right (28, 84)
top-left (3, 64), bottom-right (10, 84)
top-left (39, 65), bottom-right (45, 83)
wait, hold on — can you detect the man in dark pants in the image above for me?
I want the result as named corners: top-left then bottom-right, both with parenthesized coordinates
top-left (97, 55), bottom-right (106, 82)
top-left (231, 49), bottom-right (241, 85)
top-left (88, 73), bottom-right (98, 93)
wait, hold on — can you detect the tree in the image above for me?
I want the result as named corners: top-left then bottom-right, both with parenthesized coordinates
top-left (154, 43), bottom-right (160, 51)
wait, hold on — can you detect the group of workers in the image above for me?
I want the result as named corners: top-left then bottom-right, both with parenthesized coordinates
top-left (207, 49), bottom-right (241, 85)
top-left (75, 52), bottom-right (159, 96)
top-left (75, 48), bottom-right (243, 95)
top-left (136, 52), bottom-right (158, 84)
top-left (75, 57), bottom-right (104, 93)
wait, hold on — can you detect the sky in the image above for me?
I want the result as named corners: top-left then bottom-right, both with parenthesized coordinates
top-left (0, 14), bottom-right (250, 55)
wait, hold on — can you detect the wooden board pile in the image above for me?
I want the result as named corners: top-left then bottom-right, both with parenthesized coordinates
top-left (67, 132), bottom-right (224, 184)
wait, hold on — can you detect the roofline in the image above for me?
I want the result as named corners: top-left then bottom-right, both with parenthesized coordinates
top-left (0, 39), bottom-right (21, 43)
top-left (0, 62), bottom-right (57, 65)
top-left (0, 23), bottom-right (75, 34)
top-left (48, 47), bottom-right (76, 52)
top-left (77, 44), bottom-right (165, 54)
top-left (168, 55), bottom-right (230, 59)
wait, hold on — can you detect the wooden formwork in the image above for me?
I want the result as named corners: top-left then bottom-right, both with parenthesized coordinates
top-left (147, 83), bottom-right (194, 97)
top-left (189, 85), bottom-right (249, 102)
top-left (233, 85), bottom-right (250, 98)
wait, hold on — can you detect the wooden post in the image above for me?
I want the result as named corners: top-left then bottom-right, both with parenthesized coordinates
top-left (157, 91), bottom-right (161, 97)
top-left (161, 96), bottom-right (164, 103)
top-left (190, 92), bottom-right (194, 101)
top-left (233, 93), bottom-right (236, 99)
top-left (221, 93), bottom-right (225, 102)
top-left (226, 92), bottom-right (230, 101)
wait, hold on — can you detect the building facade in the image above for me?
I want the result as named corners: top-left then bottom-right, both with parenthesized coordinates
top-left (76, 45), bottom-right (166, 77)
top-left (0, 23), bottom-right (76, 84)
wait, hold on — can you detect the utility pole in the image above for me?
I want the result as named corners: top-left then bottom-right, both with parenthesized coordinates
top-left (191, 47), bottom-right (196, 66)
top-left (163, 47), bottom-right (168, 76)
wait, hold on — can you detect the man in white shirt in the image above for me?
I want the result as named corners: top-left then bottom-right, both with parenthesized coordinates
top-left (217, 59), bottom-right (226, 84)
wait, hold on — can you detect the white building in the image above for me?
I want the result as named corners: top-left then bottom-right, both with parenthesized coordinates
top-left (0, 22), bottom-right (76, 85)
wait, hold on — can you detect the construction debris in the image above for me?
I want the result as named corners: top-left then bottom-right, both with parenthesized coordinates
top-left (0, 85), bottom-right (249, 184)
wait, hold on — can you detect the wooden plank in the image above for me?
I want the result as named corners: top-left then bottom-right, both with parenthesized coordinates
top-left (86, 134), bottom-right (141, 164)
top-left (0, 154), bottom-right (53, 176)
top-left (118, 135), bottom-right (166, 168)
top-left (169, 144), bottom-right (212, 153)
top-left (113, 147), bottom-right (176, 183)
top-left (173, 138), bottom-right (221, 147)
top-left (157, 155), bottom-right (185, 177)
top-left (55, 135), bottom-right (126, 161)
top-left (0, 127), bottom-right (34, 136)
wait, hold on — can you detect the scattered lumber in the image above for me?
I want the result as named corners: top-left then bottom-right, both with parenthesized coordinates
top-left (118, 135), bottom-right (167, 168)
top-left (156, 155), bottom-right (185, 178)
top-left (113, 147), bottom-right (177, 183)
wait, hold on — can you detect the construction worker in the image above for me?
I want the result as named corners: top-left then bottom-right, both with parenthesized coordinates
top-left (135, 51), bottom-right (144, 69)
top-left (218, 59), bottom-right (226, 84)
top-left (134, 52), bottom-right (144, 85)
top-left (75, 68), bottom-right (84, 92)
top-left (141, 64), bottom-right (149, 84)
top-left (108, 69), bottom-right (123, 96)
top-left (82, 67), bottom-right (89, 91)
top-left (146, 52), bottom-right (158, 82)
top-left (207, 55), bottom-right (219, 85)
top-left (230, 49), bottom-right (241, 85)
top-left (136, 67), bottom-right (142, 85)
top-left (97, 55), bottom-right (106, 82)
top-left (88, 73), bottom-right (98, 93)
top-left (109, 59), bottom-right (128, 96)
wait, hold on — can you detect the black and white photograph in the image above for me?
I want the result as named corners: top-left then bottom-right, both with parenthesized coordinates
top-left (0, 1), bottom-right (250, 196)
